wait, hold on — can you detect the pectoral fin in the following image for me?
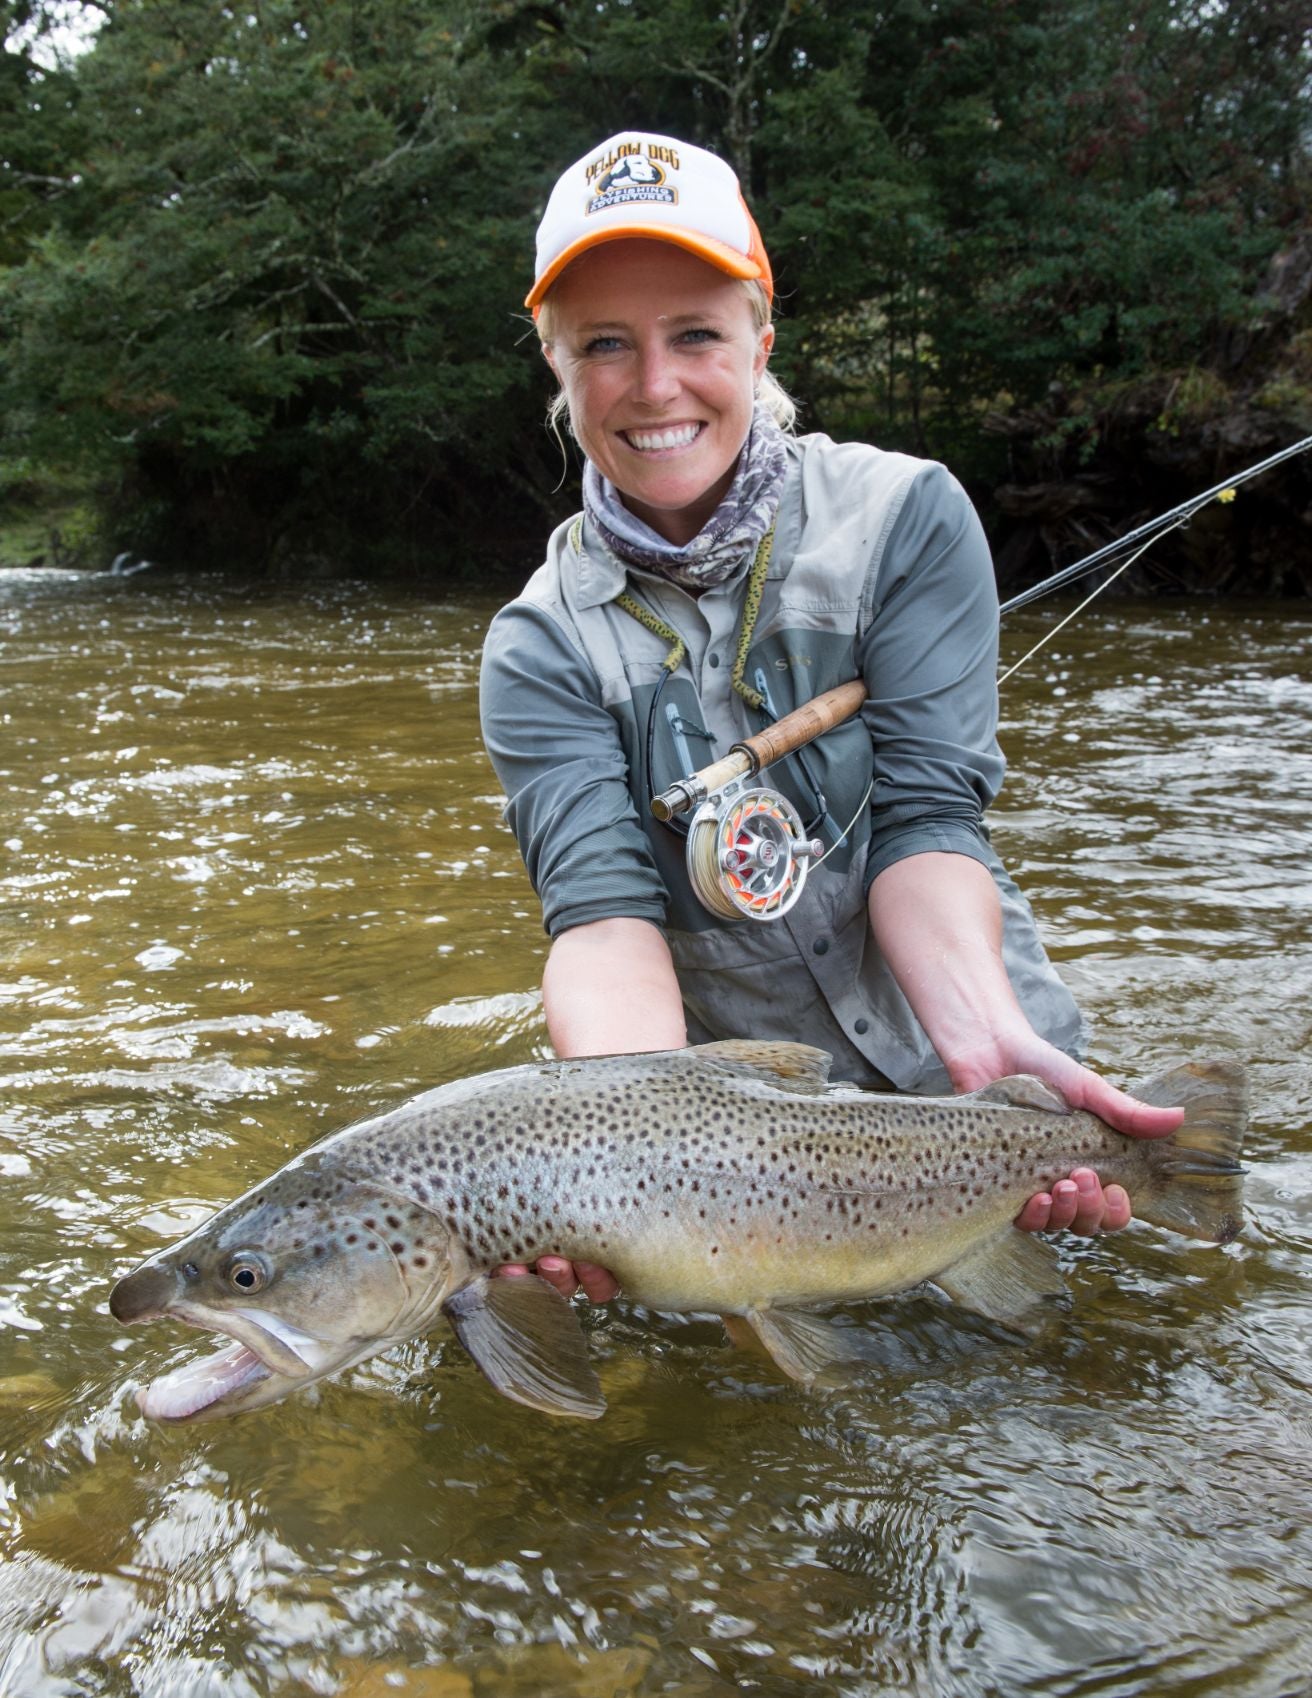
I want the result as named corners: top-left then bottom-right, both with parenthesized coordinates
top-left (725, 1308), bottom-right (870, 1384)
top-left (443, 1275), bottom-right (605, 1420)
top-left (932, 1229), bottom-right (1066, 1331)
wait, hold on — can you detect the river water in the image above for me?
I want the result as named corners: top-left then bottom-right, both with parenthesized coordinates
top-left (0, 569), bottom-right (1309, 1698)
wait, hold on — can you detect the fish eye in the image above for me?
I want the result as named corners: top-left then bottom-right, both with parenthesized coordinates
top-left (224, 1253), bottom-right (270, 1294)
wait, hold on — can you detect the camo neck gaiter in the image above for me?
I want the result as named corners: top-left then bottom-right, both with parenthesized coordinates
top-left (583, 402), bottom-right (788, 591)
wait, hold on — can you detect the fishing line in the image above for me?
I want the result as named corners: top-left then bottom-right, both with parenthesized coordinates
top-left (995, 430), bottom-right (1312, 685)
top-left (997, 514), bottom-right (1191, 687)
top-left (641, 431), bottom-right (1311, 919)
top-left (998, 432), bottom-right (1312, 615)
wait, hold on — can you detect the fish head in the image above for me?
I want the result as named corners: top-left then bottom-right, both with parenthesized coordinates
top-left (110, 1157), bottom-right (462, 1422)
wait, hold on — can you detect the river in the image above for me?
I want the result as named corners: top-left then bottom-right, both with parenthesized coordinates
top-left (1, 569), bottom-right (1309, 1697)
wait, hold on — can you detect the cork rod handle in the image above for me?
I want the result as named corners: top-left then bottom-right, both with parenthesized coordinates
top-left (734, 678), bottom-right (867, 770)
top-left (650, 678), bottom-right (867, 821)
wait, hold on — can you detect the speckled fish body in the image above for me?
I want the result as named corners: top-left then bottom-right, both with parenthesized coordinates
top-left (109, 1041), bottom-right (1247, 1422)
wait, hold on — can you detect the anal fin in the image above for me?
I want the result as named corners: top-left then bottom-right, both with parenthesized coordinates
top-left (932, 1229), bottom-right (1066, 1332)
top-left (725, 1308), bottom-right (870, 1385)
top-left (443, 1274), bottom-right (605, 1419)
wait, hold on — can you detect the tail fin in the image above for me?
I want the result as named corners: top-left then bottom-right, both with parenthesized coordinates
top-left (1131, 1059), bottom-right (1248, 1244)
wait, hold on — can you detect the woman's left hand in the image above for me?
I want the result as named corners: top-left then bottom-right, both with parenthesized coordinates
top-left (868, 853), bottom-right (1186, 1241)
top-left (945, 1027), bottom-right (1185, 1238)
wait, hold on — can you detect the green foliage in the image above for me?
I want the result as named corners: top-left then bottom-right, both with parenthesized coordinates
top-left (0, 0), bottom-right (1307, 574)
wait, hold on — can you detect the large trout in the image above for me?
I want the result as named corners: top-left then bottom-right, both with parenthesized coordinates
top-left (109, 1042), bottom-right (1247, 1421)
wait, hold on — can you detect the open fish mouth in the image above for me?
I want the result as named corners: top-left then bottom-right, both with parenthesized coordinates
top-left (132, 1306), bottom-right (327, 1423)
top-left (138, 1337), bottom-right (276, 1422)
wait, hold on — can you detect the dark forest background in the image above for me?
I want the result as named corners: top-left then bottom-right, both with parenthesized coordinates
top-left (2, 0), bottom-right (1309, 592)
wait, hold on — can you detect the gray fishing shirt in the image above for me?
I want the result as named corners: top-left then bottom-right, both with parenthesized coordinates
top-left (480, 432), bottom-right (1085, 1092)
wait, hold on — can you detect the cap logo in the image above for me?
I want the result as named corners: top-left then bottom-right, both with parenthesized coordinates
top-left (585, 141), bottom-right (680, 216)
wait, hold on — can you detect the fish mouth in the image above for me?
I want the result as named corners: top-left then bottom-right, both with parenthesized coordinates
top-left (132, 1304), bottom-right (336, 1423)
top-left (139, 1335), bottom-right (275, 1422)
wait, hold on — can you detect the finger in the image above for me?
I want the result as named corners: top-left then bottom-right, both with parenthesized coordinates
top-left (1069, 1072), bottom-right (1184, 1139)
top-left (534, 1256), bottom-right (580, 1298)
top-left (1042, 1178), bottom-right (1081, 1232)
top-left (1014, 1192), bottom-right (1054, 1233)
top-left (494, 1263), bottom-right (531, 1279)
top-left (1101, 1183), bottom-right (1133, 1234)
top-left (1067, 1169), bottom-right (1106, 1236)
top-left (573, 1261), bottom-right (620, 1303)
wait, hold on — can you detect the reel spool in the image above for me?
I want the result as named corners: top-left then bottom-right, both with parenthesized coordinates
top-left (685, 781), bottom-right (825, 923)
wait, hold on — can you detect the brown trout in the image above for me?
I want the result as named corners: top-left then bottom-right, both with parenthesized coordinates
top-left (109, 1042), bottom-right (1247, 1421)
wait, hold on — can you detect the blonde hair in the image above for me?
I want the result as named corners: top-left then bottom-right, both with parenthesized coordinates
top-left (537, 277), bottom-right (797, 440)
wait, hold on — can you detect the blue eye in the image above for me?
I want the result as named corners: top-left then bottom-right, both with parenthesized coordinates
top-left (680, 327), bottom-right (722, 344)
top-left (583, 335), bottom-right (624, 355)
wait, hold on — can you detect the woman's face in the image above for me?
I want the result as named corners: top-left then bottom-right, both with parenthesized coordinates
top-left (543, 240), bottom-right (774, 547)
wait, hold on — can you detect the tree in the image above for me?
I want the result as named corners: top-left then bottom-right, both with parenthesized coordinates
top-left (1, 0), bottom-right (564, 569)
top-left (0, 0), bottom-right (1306, 580)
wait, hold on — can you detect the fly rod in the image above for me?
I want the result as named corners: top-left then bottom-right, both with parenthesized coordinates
top-left (651, 429), bottom-right (1312, 829)
top-left (998, 431), bottom-right (1312, 614)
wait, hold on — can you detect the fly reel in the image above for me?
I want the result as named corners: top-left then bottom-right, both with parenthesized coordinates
top-left (685, 780), bottom-right (825, 923)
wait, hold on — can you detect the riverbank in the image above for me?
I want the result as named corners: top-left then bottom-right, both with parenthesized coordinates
top-left (0, 469), bottom-right (102, 572)
top-left (5, 420), bottom-right (1309, 595)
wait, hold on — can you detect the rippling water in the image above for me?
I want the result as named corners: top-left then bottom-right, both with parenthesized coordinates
top-left (1, 569), bottom-right (1309, 1697)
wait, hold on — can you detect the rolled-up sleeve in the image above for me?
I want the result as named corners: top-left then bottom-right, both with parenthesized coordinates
top-left (479, 599), bottom-right (669, 936)
top-left (858, 463), bottom-right (1005, 886)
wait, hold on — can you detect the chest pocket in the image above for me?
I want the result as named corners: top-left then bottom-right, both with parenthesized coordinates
top-left (742, 628), bottom-right (872, 879)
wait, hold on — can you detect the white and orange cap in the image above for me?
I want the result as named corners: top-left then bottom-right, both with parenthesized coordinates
top-left (526, 130), bottom-right (772, 313)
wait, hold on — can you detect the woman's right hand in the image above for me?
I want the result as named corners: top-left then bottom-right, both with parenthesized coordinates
top-left (494, 1258), bottom-right (620, 1302)
top-left (493, 916), bottom-right (683, 1305)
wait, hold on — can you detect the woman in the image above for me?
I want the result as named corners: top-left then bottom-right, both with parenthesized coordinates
top-left (480, 131), bottom-right (1181, 1304)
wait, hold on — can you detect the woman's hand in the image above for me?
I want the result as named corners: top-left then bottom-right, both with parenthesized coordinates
top-left (867, 853), bottom-right (1185, 1240)
top-left (492, 918), bottom-right (684, 1301)
top-left (493, 1258), bottom-right (620, 1302)
top-left (944, 1026), bottom-right (1184, 1237)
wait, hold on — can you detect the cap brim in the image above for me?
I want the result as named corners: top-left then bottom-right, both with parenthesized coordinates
top-left (526, 225), bottom-right (766, 312)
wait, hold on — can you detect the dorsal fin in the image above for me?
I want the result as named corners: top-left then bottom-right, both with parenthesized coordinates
top-left (970, 1074), bottom-right (1071, 1114)
top-left (692, 1040), bottom-right (833, 1094)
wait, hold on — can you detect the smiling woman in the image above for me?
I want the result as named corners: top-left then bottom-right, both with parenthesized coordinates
top-left (478, 129), bottom-right (1184, 1305)
top-left (538, 243), bottom-right (771, 544)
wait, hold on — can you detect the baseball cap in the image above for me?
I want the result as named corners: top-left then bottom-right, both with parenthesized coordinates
top-left (526, 130), bottom-right (773, 312)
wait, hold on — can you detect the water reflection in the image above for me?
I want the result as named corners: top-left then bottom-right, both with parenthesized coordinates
top-left (1, 570), bottom-right (1310, 1696)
